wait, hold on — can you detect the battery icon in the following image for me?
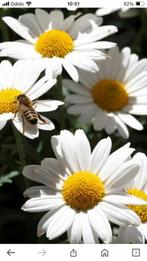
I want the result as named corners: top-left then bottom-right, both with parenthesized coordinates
top-left (136, 1), bottom-right (145, 5)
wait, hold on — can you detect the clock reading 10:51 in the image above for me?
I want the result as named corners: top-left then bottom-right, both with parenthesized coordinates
top-left (67, 2), bottom-right (80, 6)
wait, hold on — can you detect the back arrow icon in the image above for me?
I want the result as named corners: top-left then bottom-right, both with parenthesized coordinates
top-left (38, 249), bottom-right (46, 256)
top-left (7, 249), bottom-right (15, 256)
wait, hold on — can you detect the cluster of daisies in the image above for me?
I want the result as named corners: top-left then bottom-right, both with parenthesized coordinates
top-left (0, 9), bottom-right (147, 244)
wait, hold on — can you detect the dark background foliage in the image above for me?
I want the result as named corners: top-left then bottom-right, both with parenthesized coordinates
top-left (0, 8), bottom-right (147, 243)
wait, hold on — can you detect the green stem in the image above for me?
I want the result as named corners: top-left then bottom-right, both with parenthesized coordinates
top-left (12, 124), bottom-right (28, 192)
top-left (131, 9), bottom-right (147, 52)
top-left (0, 9), bottom-right (9, 41)
top-left (56, 74), bottom-right (65, 130)
top-left (12, 124), bottom-right (26, 170)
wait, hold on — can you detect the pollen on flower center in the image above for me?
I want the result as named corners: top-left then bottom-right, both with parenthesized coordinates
top-left (91, 79), bottom-right (129, 112)
top-left (0, 88), bottom-right (22, 114)
top-left (62, 171), bottom-right (105, 211)
top-left (35, 29), bottom-right (74, 58)
top-left (128, 188), bottom-right (147, 223)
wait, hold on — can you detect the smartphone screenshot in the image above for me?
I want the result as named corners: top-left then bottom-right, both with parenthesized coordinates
top-left (0, 0), bottom-right (147, 260)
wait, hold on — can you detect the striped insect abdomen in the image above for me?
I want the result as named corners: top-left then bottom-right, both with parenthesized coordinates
top-left (23, 108), bottom-right (38, 125)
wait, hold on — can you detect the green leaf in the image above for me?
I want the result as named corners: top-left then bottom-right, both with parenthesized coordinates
top-left (0, 171), bottom-right (19, 186)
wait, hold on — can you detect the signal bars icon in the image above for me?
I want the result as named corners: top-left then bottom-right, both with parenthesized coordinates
top-left (2, 1), bottom-right (9, 6)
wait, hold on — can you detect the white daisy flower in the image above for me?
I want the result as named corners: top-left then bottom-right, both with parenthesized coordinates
top-left (117, 152), bottom-right (147, 243)
top-left (0, 9), bottom-right (118, 82)
top-left (96, 8), bottom-right (138, 18)
top-left (65, 47), bottom-right (147, 139)
top-left (22, 129), bottom-right (145, 243)
top-left (0, 60), bottom-right (63, 139)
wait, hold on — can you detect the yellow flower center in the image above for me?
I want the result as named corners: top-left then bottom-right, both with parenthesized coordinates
top-left (91, 79), bottom-right (129, 112)
top-left (128, 188), bottom-right (147, 223)
top-left (0, 88), bottom-right (22, 114)
top-left (62, 171), bottom-right (105, 211)
top-left (35, 29), bottom-right (74, 58)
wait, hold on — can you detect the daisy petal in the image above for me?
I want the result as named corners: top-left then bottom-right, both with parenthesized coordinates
top-left (123, 105), bottom-right (147, 115)
top-left (69, 212), bottom-right (82, 243)
top-left (126, 73), bottom-right (147, 93)
top-left (0, 42), bottom-right (41, 59)
top-left (35, 100), bottom-right (63, 112)
top-left (129, 96), bottom-right (147, 104)
top-left (21, 196), bottom-right (64, 212)
top-left (41, 158), bottom-right (67, 178)
top-left (23, 165), bottom-right (63, 190)
top-left (62, 14), bottom-right (79, 31)
top-left (37, 207), bottom-right (61, 237)
top-left (104, 194), bottom-right (146, 205)
top-left (88, 207), bottom-right (112, 243)
top-left (60, 130), bottom-right (79, 173)
top-left (118, 226), bottom-right (145, 243)
top-left (125, 59), bottom-right (147, 83)
top-left (138, 224), bottom-right (147, 240)
top-left (0, 60), bottom-right (13, 87)
top-left (35, 9), bottom-right (50, 31)
top-left (0, 113), bottom-right (13, 121)
top-left (63, 79), bottom-right (90, 96)
top-left (100, 202), bottom-right (140, 226)
top-left (75, 26), bottom-right (118, 45)
top-left (89, 137), bottom-right (112, 173)
top-left (132, 153), bottom-right (147, 190)
top-left (66, 94), bottom-right (93, 104)
top-left (105, 114), bottom-right (116, 134)
top-left (75, 129), bottom-right (91, 170)
top-left (67, 104), bottom-right (90, 115)
top-left (0, 120), bottom-right (7, 130)
top-left (49, 10), bottom-right (64, 29)
top-left (37, 115), bottom-right (55, 131)
top-left (13, 60), bottom-right (44, 91)
top-left (105, 161), bottom-right (139, 192)
top-left (19, 13), bottom-right (43, 37)
top-left (66, 52), bottom-right (98, 73)
top-left (61, 59), bottom-right (79, 82)
top-left (2, 16), bottom-right (36, 43)
top-left (96, 8), bottom-right (119, 16)
top-left (13, 113), bottom-right (39, 139)
top-left (23, 186), bottom-right (60, 198)
top-left (81, 212), bottom-right (96, 244)
top-left (27, 77), bottom-right (56, 100)
top-left (47, 205), bottom-right (75, 240)
top-left (78, 104), bottom-right (98, 124)
top-left (69, 14), bottom-right (103, 38)
top-left (118, 112), bottom-right (143, 130)
top-left (114, 115), bottom-right (129, 139)
top-left (100, 144), bottom-right (134, 181)
top-left (93, 108), bottom-right (107, 131)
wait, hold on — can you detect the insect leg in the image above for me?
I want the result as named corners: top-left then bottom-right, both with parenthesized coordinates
top-left (32, 100), bottom-right (38, 109)
top-left (22, 114), bottom-right (26, 134)
top-left (13, 101), bottom-right (19, 120)
top-left (13, 109), bottom-right (18, 120)
top-left (37, 114), bottom-right (48, 124)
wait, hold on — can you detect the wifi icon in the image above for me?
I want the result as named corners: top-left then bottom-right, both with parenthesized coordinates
top-left (26, 1), bottom-right (32, 6)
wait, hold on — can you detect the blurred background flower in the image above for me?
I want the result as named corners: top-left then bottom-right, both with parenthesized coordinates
top-left (117, 152), bottom-right (147, 243)
top-left (96, 8), bottom-right (139, 18)
top-left (65, 47), bottom-right (147, 139)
